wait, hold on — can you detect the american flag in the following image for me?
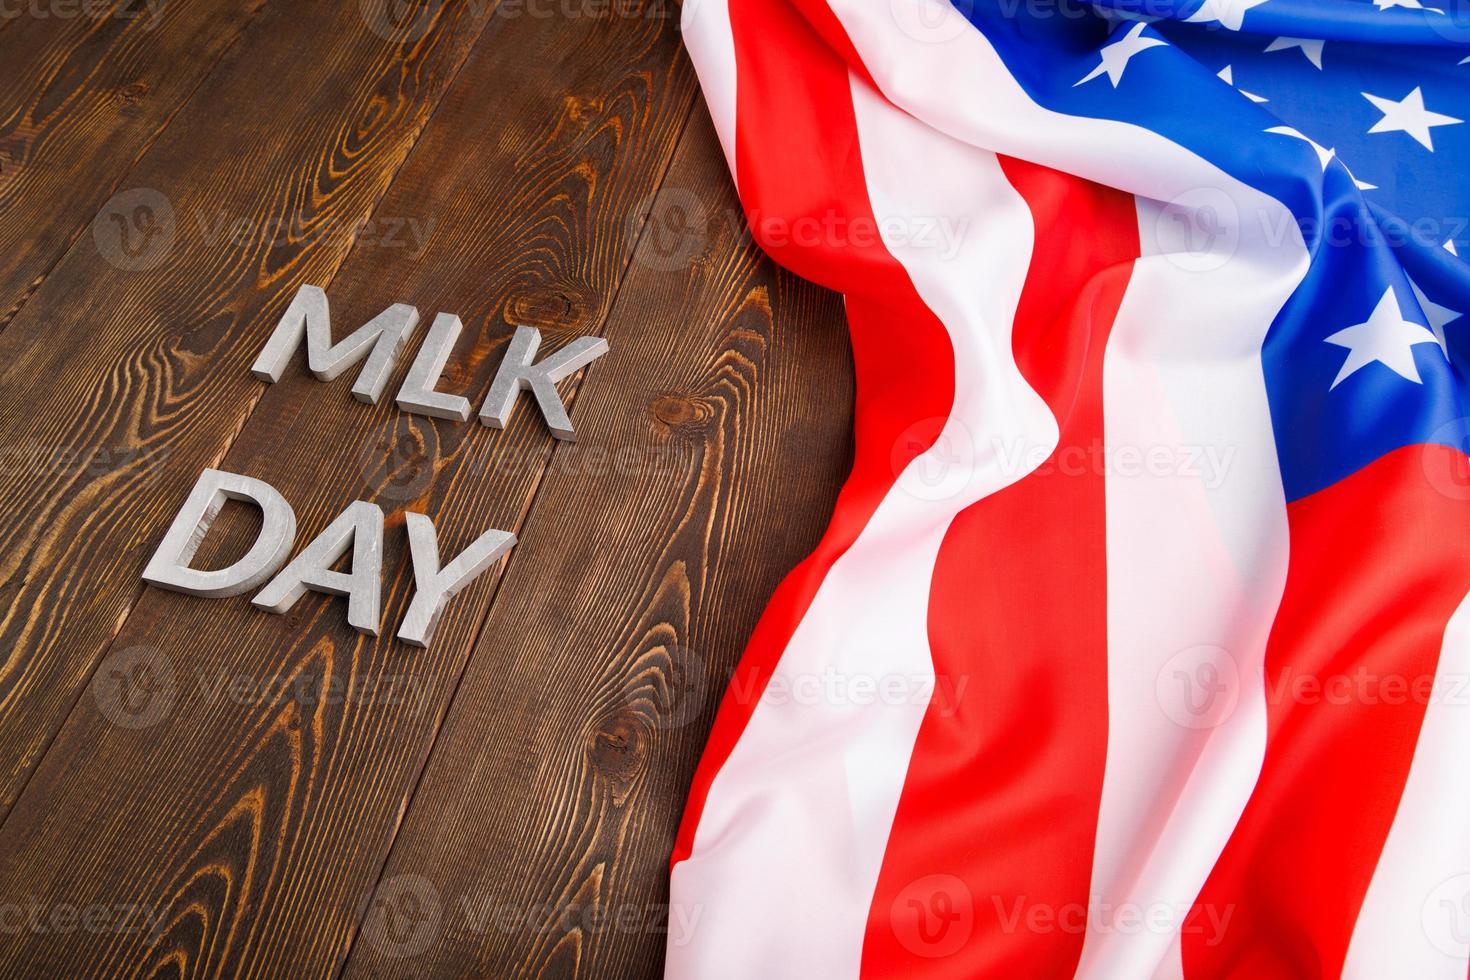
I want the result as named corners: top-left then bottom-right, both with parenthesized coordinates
top-left (665, 0), bottom-right (1470, 976)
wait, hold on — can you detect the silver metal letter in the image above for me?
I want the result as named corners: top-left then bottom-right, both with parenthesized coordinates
top-left (397, 513), bottom-right (515, 648)
top-left (142, 468), bottom-right (297, 598)
top-left (479, 326), bottom-right (608, 441)
top-left (250, 284), bottom-right (420, 404)
top-left (251, 501), bottom-right (385, 635)
top-left (395, 313), bottom-right (471, 421)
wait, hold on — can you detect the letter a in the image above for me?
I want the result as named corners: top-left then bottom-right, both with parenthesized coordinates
top-left (252, 501), bottom-right (385, 635)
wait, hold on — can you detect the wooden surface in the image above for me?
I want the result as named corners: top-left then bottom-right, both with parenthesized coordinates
top-left (0, 2), bottom-right (854, 977)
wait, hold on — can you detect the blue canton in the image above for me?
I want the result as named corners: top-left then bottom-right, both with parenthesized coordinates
top-left (958, 0), bottom-right (1470, 500)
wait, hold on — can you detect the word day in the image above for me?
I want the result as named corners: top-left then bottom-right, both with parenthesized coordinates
top-left (143, 468), bottom-right (512, 648)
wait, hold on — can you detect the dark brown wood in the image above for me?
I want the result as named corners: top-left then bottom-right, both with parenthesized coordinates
top-left (340, 110), bottom-right (854, 979)
top-left (0, 3), bottom-right (707, 978)
top-left (0, 0), bottom-right (270, 328)
top-left (0, 3), bottom-right (859, 976)
top-left (0, 0), bottom-right (498, 817)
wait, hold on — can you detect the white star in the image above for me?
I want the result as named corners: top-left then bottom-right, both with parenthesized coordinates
top-left (1449, 240), bottom-right (1461, 256)
top-left (1460, 55), bottom-right (1470, 65)
top-left (1265, 36), bottom-right (1325, 69)
top-left (1375, 0), bottom-right (1445, 11)
top-left (1363, 87), bottom-right (1463, 150)
top-left (1185, 0), bottom-right (1269, 30)
top-left (1325, 287), bottom-right (1443, 388)
top-left (1076, 23), bottom-right (1167, 88)
top-left (1217, 65), bottom-right (1268, 102)
top-left (1410, 278), bottom-right (1463, 354)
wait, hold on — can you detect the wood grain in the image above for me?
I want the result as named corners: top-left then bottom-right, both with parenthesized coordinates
top-left (0, 0), bottom-right (270, 328)
top-left (340, 109), bottom-right (855, 979)
top-left (0, 0), bottom-right (497, 818)
top-left (0, 2), bottom-right (703, 977)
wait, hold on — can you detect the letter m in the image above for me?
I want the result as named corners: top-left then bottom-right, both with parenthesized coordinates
top-left (250, 284), bottom-right (420, 403)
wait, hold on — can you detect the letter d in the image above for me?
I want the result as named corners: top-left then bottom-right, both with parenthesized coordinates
top-left (142, 468), bottom-right (297, 597)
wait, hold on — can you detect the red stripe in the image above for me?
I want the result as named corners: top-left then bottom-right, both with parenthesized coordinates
top-left (1183, 444), bottom-right (1470, 978)
top-left (670, 0), bottom-right (955, 869)
top-left (859, 160), bottom-right (1138, 976)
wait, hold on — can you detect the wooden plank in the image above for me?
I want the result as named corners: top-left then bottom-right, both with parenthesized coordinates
top-left (0, 0), bottom-right (498, 816)
top-left (0, 7), bottom-right (699, 979)
top-left (0, 0), bottom-right (270, 327)
top-left (340, 110), bottom-right (855, 978)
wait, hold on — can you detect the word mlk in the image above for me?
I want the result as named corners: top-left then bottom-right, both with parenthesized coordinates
top-left (252, 283), bottom-right (609, 440)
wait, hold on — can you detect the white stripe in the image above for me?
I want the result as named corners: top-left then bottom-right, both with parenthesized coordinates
top-left (1343, 590), bottom-right (1470, 979)
top-left (824, 0), bottom-right (1303, 217)
top-left (773, 3), bottom-right (1310, 974)
top-left (666, 73), bottom-right (1050, 979)
top-left (1073, 195), bottom-right (1293, 979)
top-left (680, 0), bottom-right (739, 186)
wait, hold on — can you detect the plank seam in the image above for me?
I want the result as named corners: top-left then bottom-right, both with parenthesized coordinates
top-left (0, 0), bottom-right (278, 333)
